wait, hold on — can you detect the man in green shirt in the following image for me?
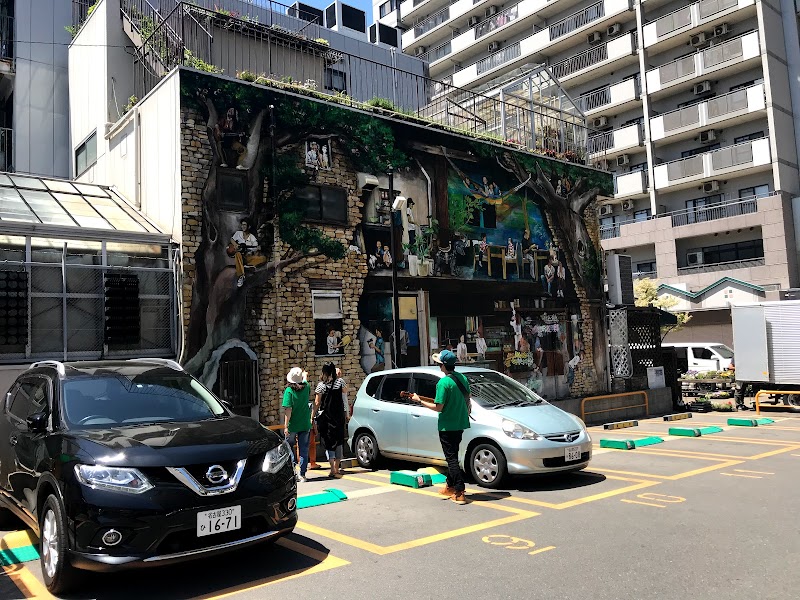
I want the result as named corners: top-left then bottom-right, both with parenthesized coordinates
top-left (283, 367), bottom-right (312, 482)
top-left (412, 350), bottom-right (471, 504)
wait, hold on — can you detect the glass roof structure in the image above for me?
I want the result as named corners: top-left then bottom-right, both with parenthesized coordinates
top-left (0, 174), bottom-right (167, 240)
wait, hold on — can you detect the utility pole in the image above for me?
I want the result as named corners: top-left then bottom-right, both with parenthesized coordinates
top-left (388, 166), bottom-right (401, 369)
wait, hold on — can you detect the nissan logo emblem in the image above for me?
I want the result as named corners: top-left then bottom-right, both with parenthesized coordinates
top-left (205, 465), bottom-right (228, 485)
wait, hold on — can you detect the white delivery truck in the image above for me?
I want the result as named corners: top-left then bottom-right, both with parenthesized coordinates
top-left (731, 300), bottom-right (800, 410)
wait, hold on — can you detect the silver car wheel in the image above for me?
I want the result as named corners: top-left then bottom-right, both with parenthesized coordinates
top-left (473, 448), bottom-right (499, 484)
top-left (357, 434), bottom-right (375, 463)
top-left (42, 509), bottom-right (59, 579)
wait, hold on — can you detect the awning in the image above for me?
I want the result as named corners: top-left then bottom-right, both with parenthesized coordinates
top-left (0, 173), bottom-right (169, 243)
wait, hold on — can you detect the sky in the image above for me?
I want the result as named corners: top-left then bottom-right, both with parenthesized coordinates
top-left (297, 0), bottom-right (375, 23)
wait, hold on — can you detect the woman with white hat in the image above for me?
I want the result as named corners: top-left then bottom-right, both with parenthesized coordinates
top-left (282, 367), bottom-right (312, 482)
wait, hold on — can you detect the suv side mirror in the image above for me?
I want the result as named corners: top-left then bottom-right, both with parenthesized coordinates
top-left (26, 411), bottom-right (48, 433)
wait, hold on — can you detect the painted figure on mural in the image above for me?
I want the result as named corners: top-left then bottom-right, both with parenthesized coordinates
top-left (368, 329), bottom-right (386, 372)
top-left (327, 328), bottom-right (343, 355)
top-left (457, 335), bottom-right (468, 364)
top-left (368, 240), bottom-right (384, 270)
top-left (213, 107), bottom-right (248, 169)
top-left (475, 332), bottom-right (487, 361)
top-left (541, 254), bottom-right (556, 296)
top-left (406, 198), bottom-right (417, 247)
top-left (228, 219), bottom-right (267, 288)
top-left (521, 229), bottom-right (538, 280)
top-left (477, 233), bottom-right (488, 268)
top-left (382, 245), bottom-right (393, 268)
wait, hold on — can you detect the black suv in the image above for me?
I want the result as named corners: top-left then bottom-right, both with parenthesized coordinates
top-left (0, 359), bottom-right (297, 594)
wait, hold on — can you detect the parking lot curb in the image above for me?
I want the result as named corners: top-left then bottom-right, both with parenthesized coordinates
top-left (634, 436), bottom-right (664, 448)
top-left (600, 439), bottom-right (636, 450)
top-left (728, 418), bottom-right (759, 427)
top-left (340, 458), bottom-right (359, 469)
top-left (663, 413), bottom-right (692, 421)
top-left (755, 418), bottom-right (775, 425)
top-left (296, 488), bottom-right (348, 509)
top-left (416, 468), bottom-right (447, 484)
top-left (698, 426), bottom-right (724, 435)
top-left (603, 420), bottom-right (638, 430)
top-left (669, 426), bottom-right (724, 437)
top-left (0, 545), bottom-right (39, 567)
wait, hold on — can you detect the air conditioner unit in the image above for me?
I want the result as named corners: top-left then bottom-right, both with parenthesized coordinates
top-left (687, 250), bottom-right (704, 266)
top-left (594, 160), bottom-right (609, 170)
top-left (713, 23), bottom-right (730, 37)
top-left (690, 32), bottom-right (707, 47)
top-left (587, 31), bottom-right (603, 45)
top-left (468, 15), bottom-right (480, 27)
top-left (700, 129), bottom-right (716, 143)
top-left (415, 45), bottom-right (427, 56)
top-left (703, 180), bottom-right (720, 193)
top-left (592, 116), bottom-right (609, 128)
top-left (693, 80), bottom-right (712, 95)
top-left (607, 23), bottom-right (622, 37)
top-left (599, 204), bottom-right (613, 216)
top-left (617, 154), bottom-right (631, 166)
top-left (607, 254), bottom-right (635, 305)
top-left (621, 200), bottom-right (633, 212)
top-left (486, 6), bottom-right (499, 17)
top-left (488, 41), bottom-right (501, 52)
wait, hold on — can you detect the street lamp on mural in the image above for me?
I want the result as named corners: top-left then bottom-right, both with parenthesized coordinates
top-left (387, 166), bottom-right (402, 369)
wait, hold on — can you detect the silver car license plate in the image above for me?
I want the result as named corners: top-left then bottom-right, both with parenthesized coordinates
top-left (565, 446), bottom-right (582, 462)
top-left (197, 505), bottom-right (241, 537)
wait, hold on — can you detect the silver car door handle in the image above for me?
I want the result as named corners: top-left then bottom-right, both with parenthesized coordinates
top-left (412, 415), bottom-right (421, 418)
top-left (372, 409), bottom-right (380, 413)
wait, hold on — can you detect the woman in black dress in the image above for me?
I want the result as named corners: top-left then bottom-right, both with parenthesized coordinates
top-left (314, 363), bottom-right (347, 478)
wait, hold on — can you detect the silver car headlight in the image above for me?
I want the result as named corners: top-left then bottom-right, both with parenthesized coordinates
top-left (262, 442), bottom-right (291, 473)
top-left (75, 465), bottom-right (153, 494)
top-left (501, 419), bottom-right (542, 440)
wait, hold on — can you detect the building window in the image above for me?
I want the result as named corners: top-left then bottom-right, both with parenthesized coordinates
top-left (701, 239), bottom-right (764, 265)
top-left (379, 0), bottom-right (398, 18)
top-left (341, 5), bottom-right (366, 33)
top-left (738, 184), bottom-right (770, 199)
top-left (75, 131), bottom-right (97, 177)
top-left (217, 170), bottom-right (249, 211)
top-left (634, 209), bottom-right (651, 222)
top-left (636, 261), bottom-right (656, 274)
top-left (296, 184), bottom-right (348, 224)
top-left (734, 131), bottom-right (764, 144)
top-left (0, 270), bottom-right (28, 355)
top-left (378, 23), bottom-right (399, 47)
top-left (216, 347), bottom-right (258, 412)
top-left (629, 162), bottom-right (647, 173)
top-left (312, 290), bottom-right (344, 356)
top-left (324, 68), bottom-right (347, 93)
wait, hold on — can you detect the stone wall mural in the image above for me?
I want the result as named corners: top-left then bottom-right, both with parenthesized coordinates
top-left (178, 69), bottom-right (613, 421)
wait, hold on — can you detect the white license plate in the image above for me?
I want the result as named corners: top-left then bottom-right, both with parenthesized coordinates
top-left (565, 446), bottom-right (582, 462)
top-left (197, 505), bottom-right (241, 538)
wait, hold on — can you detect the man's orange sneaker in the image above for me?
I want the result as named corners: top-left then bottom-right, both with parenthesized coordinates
top-left (451, 492), bottom-right (468, 505)
top-left (438, 485), bottom-right (456, 497)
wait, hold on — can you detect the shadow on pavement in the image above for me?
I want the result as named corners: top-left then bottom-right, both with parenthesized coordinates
top-left (502, 470), bottom-right (607, 493)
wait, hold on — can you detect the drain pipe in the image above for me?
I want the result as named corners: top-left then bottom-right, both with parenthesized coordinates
top-left (414, 157), bottom-right (433, 223)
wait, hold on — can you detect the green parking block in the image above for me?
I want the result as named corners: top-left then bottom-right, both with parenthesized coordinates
top-left (669, 427), bottom-right (702, 437)
top-left (600, 439), bottom-right (636, 450)
top-left (728, 418), bottom-right (759, 427)
top-left (296, 488), bottom-right (347, 509)
top-left (698, 426), bottom-right (724, 435)
top-left (633, 436), bottom-right (664, 448)
top-left (755, 418), bottom-right (775, 425)
top-left (390, 470), bottom-right (433, 488)
top-left (0, 545), bottom-right (39, 566)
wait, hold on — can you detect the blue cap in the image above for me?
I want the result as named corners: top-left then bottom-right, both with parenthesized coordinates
top-left (432, 349), bottom-right (458, 367)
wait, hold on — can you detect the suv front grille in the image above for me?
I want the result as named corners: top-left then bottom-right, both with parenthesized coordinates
top-left (544, 431), bottom-right (581, 443)
top-left (155, 516), bottom-right (270, 555)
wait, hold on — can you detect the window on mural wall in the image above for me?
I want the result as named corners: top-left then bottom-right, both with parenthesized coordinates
top-left (312, 290), bottom-right (344, 356)
top-left (217, 171), bottom-right (249, 211)
top-left (75, 131), bottom-right (97, 177)
top-left (297, 185), bottom-right (348, 224)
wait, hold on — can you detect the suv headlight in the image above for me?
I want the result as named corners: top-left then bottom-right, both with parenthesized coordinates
top-left (75, 465), bottom-right (153, 494)
top-left (501, 419), bottom-right (541, 440)
top-left (262, 442), bottom-right (291, 474)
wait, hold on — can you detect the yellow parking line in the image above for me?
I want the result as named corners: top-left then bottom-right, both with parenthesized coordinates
top-left (0, 530), bottom-right (37, 550)
top-left (528, 545), bottom-right (556, 556)
top-left (721, 473), bottom-right (761, 479)
top-left (620, 499), bottom-right (665, 508)
top-left (734, 469), bottom-right (774, 475)
top-left (294, 521), bottom-right (387, 555)
top-left (1, 564), bottom-right (53, 599)
top-left (199, 539), bottom-right (350, 600)
top-left (747, 446), bottom-right (800, 460)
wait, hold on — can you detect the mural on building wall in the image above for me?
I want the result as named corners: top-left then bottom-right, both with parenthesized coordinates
top-left (178, 69), bottom-right (612, 398)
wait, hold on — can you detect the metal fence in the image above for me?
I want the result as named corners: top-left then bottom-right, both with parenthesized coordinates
top-left (126, 1), bottom-right (591, 162)
top-left (710, 139), bottom-right (756, 170)
top-left (659, 54), bottom-right (695, 84)
top-left (678, 257), bottom-right (765, 274)
top-left (699, 0), bottom-right (738, 19)
top-left (662, 103), bottom-right (700, 131)
top-left (666, 154), bottom-right (703, 181)
top-left (707, 87), bottom-right (750, 118)
top-left (550, 2), bottom-right (604, 41)
top-left (702, 35), bottom-right (743, 68)
top-left (0, 127), bottom-right (11, 172)
top-left (551, 43), bottom-right (608, 79)
top-left (0, 239), bottom-right (177, 362)
top-left (670, 196), bottom-right (759, 227)
top-left (654, 5), bottom-right (692, 38)
top-left (476, 4), bottom-right (520, 39)
top-left (415, 5), bottom-right (449, 38)
top-left (0, 15), bottom-right (12, 61)
top-left (476, 42), bottom-right (521, 76)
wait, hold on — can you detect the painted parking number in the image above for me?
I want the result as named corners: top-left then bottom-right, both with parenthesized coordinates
top-left (621, 493), bottom-right (686, 508)
top-left (482, 535), bottom-right (555, 556)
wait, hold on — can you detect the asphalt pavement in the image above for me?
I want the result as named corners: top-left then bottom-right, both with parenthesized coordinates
top-left (2, 411), bottom-right (799, 599)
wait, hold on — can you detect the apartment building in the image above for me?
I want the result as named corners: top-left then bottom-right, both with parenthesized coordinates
top-left (377, 0), bottom-right (800, 345)
top-left (0, 0), bottom-right (71, 177)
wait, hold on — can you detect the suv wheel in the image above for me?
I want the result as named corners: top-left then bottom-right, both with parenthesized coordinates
top-left (40, 494), bottom-right (79, 594)
top-left (354, 431), bottom-right (380, 469)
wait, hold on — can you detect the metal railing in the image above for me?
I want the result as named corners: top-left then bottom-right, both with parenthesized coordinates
top-left (576, 76), bottom-right (639, 112)
top-left (699, 0), bottom-right (738, 19)
top-left (414, 5), bottom-right (449, 38)
top-left (707, 87), bottom-right (750, 118)
top-left (550, 2), bottom-right (604, 41)
top-left (476, 42), bottom-right (521, 75)
top-left (0, 127), bottom-right (11, 172)
top-left (72, 0), bottom-right (94, 28)
top-left (666, 154), bottom-right (704, 181)
top-left (703, 35), bottom-right (744, 67)
top-left (634, 270), bottom-right (657, 280)
top-left (678, 257), bottom-right (764, 274)
top-left (670, 195), bottom-right (760, 227)
top-left (476, 4), bottom-right (520, 39)
top-left (551, 43), bottom-right (608, 79)
top-left (659, 54), bottom-right (696, 84)
top-left (710, 139), bottom-right (756, 170)
top-left (588, 130), bottom-right (613, 154)
top-left (662, 102), bottom-right (700, 131)
top-left (653, 5), bottom-right (692, 37)
top-left (127, 3), bottom-right (590, 163)
top-left (0, 15), bottom-right (13, 61)
top-left (423, 41), bottom-right (452, 62)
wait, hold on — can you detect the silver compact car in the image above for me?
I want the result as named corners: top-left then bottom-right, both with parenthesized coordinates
top-left (348, 367), bottom-right (591, 488)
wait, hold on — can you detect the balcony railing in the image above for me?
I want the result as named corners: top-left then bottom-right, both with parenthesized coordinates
top-left (678, 257), bottom-right (764, 274)
top-left (0, 127), bottom-right (11, 171)
top-left (476, 41), bottom-right (521, 75)
top-left (588, 131), bottom-right (613, 154)
top-left (670, 195), bottom-right (760, 226)
top-left (666, 154), bottom-right (703, 181)
top-left (634, 270), bottom-right (657, 280)
top-left (424, 41), bottom-right (452, 62)
top-left (659, 54), bottom-right (695, 84)
top-left (711, 139), bottom-right (756, 170)
top-left (0, 15), bottom-right (12, 61)
top-left (577, 76), bottom-right (639, 112)
top-left (707, 87), bottom-right (749, 117)
top-left (551, 44), bottom-right (608, 79)
top-left (550, 2), bottom-right (604, 41)
top-left (654, 5), bottom-right (692, 37)
top-left (476, 4), bottom-right (520, 39)
top-left (698, 0), bottom-right (738, 19)
top-left (662, 103), bottom-right (700, 131)
top-left (703, 35), bottom-right (743, 67)
top-left (415, 5), bottom-right (449, 38)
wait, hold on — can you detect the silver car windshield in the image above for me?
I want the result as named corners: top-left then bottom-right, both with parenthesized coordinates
top-left (464, 372), bottom-right (544, 408)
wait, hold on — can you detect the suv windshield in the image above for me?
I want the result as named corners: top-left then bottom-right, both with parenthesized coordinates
top-left (465, 372), bottom-right (544, 408)
top-left (62, 372), bottom-right (227, 428)
top-left (711, 345), bottom-right (734, 359)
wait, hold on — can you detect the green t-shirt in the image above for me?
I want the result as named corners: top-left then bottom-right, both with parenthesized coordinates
top-left (282, 383), bottom-right (312, 433)
top-left (434, 372), bottom-right (471, 432)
